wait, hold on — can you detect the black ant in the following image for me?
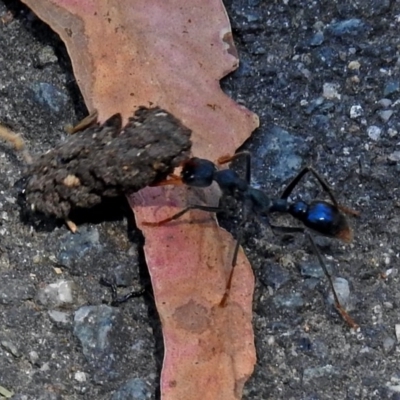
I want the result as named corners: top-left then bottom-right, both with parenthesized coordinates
top-left (144, 152), bottom-right (359, 329)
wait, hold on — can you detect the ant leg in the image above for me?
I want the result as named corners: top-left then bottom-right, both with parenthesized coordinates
top-left (220, 216), bottom-right (248, 307)
top-left (217, 151), bottom-right (251, 184)
top-left (65, 109), bottom-right (99, 134)
top-left (220, 219), bottom-right (305, 307)
top-left (281, 166), bottom-right (359, 216)
top-left (306, 233), bottom-right (359, 329)
top-left (337, 204), bottom-right (360, 217)
top-left (281, 166), bottom-right (338, 206)
top-left (149, 174), bottom-right (183, 187)
top-left (143, 204), bottom-right (224, 227)
top-left (269, 224), bottom-right (305, 234)
top-left (257, 212), bottom-right (306, 235)
top-left (100, 277), bottom-right (145, 307)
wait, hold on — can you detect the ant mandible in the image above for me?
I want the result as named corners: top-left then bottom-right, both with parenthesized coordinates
top-left (144, 152), bottom-right (359, 329)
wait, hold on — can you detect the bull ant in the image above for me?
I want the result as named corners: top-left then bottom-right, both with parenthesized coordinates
top-left (144, 152), bottom-right (359, 329)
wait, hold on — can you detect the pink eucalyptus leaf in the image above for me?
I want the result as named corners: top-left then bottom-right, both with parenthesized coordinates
top-left (21, 0), bottom-right (259, 399)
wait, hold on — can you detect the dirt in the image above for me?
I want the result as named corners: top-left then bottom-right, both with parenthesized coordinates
top-left (22, 107), bottom-right (191, 221)
top-left (1, 0), bottom-right (400, 399)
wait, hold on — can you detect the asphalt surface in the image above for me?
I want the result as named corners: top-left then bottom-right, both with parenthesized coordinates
top-left (1, 0), bottom-right (400, 399)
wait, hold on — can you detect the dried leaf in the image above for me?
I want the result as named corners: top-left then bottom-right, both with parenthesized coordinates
top-left (21, 1), bottom-right (259, 399)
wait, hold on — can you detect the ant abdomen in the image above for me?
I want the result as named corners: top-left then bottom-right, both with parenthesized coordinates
top-left (289, 200), bottom-right (352, 242)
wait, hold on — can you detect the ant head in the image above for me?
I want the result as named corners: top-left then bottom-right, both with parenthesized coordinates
top-left (181, 157), bottom-right (216, 187)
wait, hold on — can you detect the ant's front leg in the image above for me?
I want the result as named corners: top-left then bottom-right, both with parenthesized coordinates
top-left (143, 204), bottom-right (224, 227)
top-left (149, 174), bottom-right (183, 187)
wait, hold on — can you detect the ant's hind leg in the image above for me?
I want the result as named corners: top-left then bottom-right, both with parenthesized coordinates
top-left (307, 233), bottom-right (358, 329)
top-left (280, 166), bottom-right (338, 205)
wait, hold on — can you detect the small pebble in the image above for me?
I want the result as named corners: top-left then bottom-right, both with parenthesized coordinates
top-left (254, 126), bottom-right (304, 182)
top-left (303, 364), bottom-right (338, 383)
top-left (327, 19), bottom-right (370, 37)
top-left (112, 378), bottom-right (152, 400)
top-left (32, 255), bottom-right (41, 264)
top-left (244, 13), bottom-right (259, 23)
top-left (388, 128), bottom-right (398, 137)
top-left (378, 109), bottom-right (393, 123)
top-left (348, 60), bottom-right (361, 70)
top-left (367, 126), bottom-right (382, 141)
top-left (309, 31), bottom-right (324, 46)
top-left (29, 351), bottom-right (39, 365)
top-left (350, 105), bottom-right (364, 118)
top-left (260, 263), bottom-right (290, 290)
top-left (327, 277), bottom-right (350, 307)
top-left (57, 227), bottom-right (101, 268)
top-left (0, 278), bottom-right (36, 305)
top-left (40, 362), bottom-right (50, 372)
top-left (322, 83), bottom-right (341, 100)
top-left (299, 261), bottom-right (333, 279)
top-left (384, 80), bottom-right (399, 97)
top-left (35, 46), bottom-right (58, 67)
top-left (383, 336), bottom-right (396, 353)
top-left (388, 151), bottom-right (400, 163)
top-left (30, 82), bottom-right (69, 113)
top-left (112, 264), bottom-right (136, 287)
top-left (1, 340), bottom-right (20, 357)
top-left (377, 98), bottom-right (392, 108)
top-left (305, 97), bottom-right (324, 114)
top-left (48, 310), bottom-right (70, 324)
top-left (273, 293), bottom-right (304, 310)
top-left (36, 279), bottom-right (77, 307)
top-left (74, 371), bottom-right (87, 382)
top-left (395, 324), bottom-right (400, 342)
top-left (73, 305), bottom-right (123, 382)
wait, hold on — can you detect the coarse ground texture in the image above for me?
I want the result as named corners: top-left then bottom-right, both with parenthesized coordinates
top-left (22, 107), bottom-right (191, 220)
top-left (0, 1), bottom-right (400, 400)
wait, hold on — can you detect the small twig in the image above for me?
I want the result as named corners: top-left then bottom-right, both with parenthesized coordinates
top-left (0, 124), bottom-right (32, 164)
